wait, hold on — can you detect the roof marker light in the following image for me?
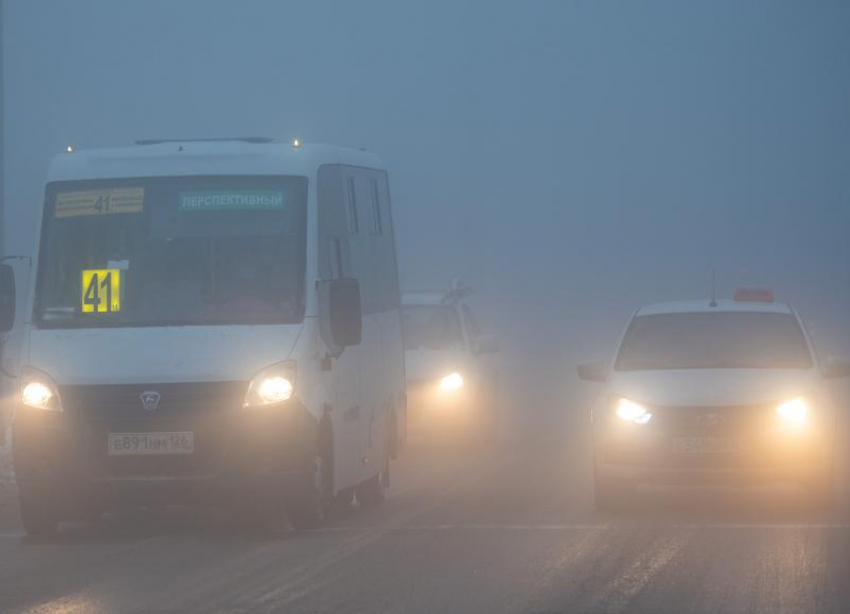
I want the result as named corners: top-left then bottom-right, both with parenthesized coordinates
top-left (734, 288), bottom-right (774, 303)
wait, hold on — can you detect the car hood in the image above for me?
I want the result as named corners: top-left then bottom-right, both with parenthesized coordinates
top-left (608, 368), bottom-right (821, 407)
top-left (404, 349), bottom-right (472, 383)
top-left (25, 324), bottom-right (302, 385)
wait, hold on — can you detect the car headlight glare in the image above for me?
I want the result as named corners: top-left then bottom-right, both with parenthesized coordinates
top-left (20, 369), bottom-right (63, 412)
top-left (615, 398), bottom-right (652, 425)
top-left (439, 372), bottom-right (464, 393)
top-left (776, 397), bottom-right (808, 426)
top-left (244, 362), bottom-right (296, 408)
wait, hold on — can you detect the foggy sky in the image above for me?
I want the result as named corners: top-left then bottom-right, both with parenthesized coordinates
top-left (3, 1), bottom-right (849, 408)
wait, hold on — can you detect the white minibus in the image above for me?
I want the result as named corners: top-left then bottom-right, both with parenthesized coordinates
top-left (0, 138), bottom-right (406, 535)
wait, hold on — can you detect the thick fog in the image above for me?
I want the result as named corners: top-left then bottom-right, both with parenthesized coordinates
top-left (3, 0), bottom-right (849, 415)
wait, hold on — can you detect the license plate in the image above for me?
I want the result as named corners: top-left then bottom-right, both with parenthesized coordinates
top-left (108, 432), bottom-right (194, 456)
top-left (671, 437), bottom-right (746, 454)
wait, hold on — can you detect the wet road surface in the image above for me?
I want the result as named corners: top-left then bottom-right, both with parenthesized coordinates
top-left (1, 401), bottom-right (849, 614)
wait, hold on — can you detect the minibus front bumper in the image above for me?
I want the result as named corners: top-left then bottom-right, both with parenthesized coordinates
top-left (12, 385), bottom-right (317, 514)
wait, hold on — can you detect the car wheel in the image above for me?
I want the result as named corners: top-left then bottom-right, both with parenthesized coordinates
top-left (593, 464), bottom-right (630, 512)
top-left (328, 486), bottom-right (356, 518)
top-left (804, 469), bottom-right (834, 510)
top-left (18, 487), bottom-right (59, 537)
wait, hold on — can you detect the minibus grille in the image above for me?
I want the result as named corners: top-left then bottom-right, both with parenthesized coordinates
top-left (60, 382), bottom-right (247, 478)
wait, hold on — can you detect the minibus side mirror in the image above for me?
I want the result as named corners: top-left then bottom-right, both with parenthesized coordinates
top-left (577, 360), bottom-right (607, 382)
top-left (318, 278), bottom-right (362, 355)
top-left (0, 265), bottom-right (15, 333)
top-left (822, 356), bottom-right (850, 380)
top-left (473, 334), bottom-right (499, 355)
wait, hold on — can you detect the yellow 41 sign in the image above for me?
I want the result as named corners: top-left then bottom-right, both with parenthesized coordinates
top-left (81, 269), bottom-right (121, 313)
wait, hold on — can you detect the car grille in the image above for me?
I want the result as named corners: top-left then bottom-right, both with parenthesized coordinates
top-left (652, 403), bottom-right (774, 437)
top-left (60, 381), bottom-right (247, 478)
top-left (604, 403), bottom-right (778, 469)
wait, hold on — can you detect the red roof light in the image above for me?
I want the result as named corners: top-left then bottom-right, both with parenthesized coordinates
top-left (734, 288), bottom-right (774, 303)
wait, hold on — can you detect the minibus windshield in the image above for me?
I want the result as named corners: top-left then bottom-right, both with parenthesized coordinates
top-left (34, 176), bottom-right (307, 328)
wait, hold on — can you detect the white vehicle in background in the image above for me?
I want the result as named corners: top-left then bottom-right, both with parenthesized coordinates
top-left (402, 286), bottom-right (500, 444)
top-left (578, 289), bottom-right (850, 511)
top-left (0, 138), bottom-right (407, 536)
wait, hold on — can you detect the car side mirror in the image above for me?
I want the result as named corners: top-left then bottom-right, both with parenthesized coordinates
top-left (0, 265), bottom-right (15, 333)
top-left (473, 334), bottom-right (499, 355)
top-left (823, 356), bottom-right (850, 379)
top-left (318, 278), bottom-right (362, 356)
top-left (577, 360), bottom-right (607, 382)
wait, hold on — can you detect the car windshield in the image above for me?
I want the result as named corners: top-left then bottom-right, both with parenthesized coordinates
top-left (615, 312), bottom-right (813, 371)
top-left (34, 176), bottom-right (307, 328)
top-left (402, 305), bottom-right (465, 350)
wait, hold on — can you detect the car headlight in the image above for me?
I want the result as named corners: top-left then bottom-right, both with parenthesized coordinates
top-left (439, 372), bottom-right (464, 393)
top-left (20, 369), bottom-right (63, 412)
top-left (776, 397), bottom-right (808, 426)
top-left (244, 361), bottom-right (296, 408)
top-left (615, 398), bottom-right (652, 425)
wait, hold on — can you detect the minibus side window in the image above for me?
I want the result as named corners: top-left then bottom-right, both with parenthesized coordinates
top-left (318, 165), bottom-right (352, 281)
top-left (348, 171), bottom-right (381, 314)
top-left (346, 176), bottom-right (360, 235)
top-left (319, 166), bottom-right (400, 314)
top-left (374, 171), bottom-right (400, 311)
top-left (369, 178), bottom-right (383, 235)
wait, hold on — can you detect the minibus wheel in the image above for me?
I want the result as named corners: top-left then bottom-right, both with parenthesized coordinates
top-left (18, 488), bottom-right (59, 537)
top-left (288, 422), bottom-right (334, 531)
top-left (356, 453), bottom-right (388, 507)
top-left (287, 456), bottom-right (327, 530)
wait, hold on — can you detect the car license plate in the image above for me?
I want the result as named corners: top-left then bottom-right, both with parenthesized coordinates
top-left (671, 437), bottom-right (746, 454)
top-left (108, 432), bottom-right (194, 456)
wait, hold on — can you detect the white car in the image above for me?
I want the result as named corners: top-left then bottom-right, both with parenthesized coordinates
top-left (402, 290), bottom-right (499, 443)
top-left (578, 290), bottom-right (850, 510)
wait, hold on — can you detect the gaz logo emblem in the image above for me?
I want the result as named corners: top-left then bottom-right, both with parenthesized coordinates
top-left (140, 391), bottom-right (161, 412)
top-left (696, 412), bottom-right (725, 427)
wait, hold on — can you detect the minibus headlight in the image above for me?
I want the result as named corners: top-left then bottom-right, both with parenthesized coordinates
top-left (244, 362), bottom-right (296, 408)
top-left (776, 397), bottom-right (808, 426)
top-left (615, 398), bottom-right (652, 425)
top-left (20, 369), bottom-right (63, 412)
top-left (439, 372), bottom-right (464, 393)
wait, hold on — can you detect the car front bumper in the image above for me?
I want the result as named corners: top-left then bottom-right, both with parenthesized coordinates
top-left (595, 423), bottom-right (833, 485)
top-left (406, 379), bottom-right (487, 431)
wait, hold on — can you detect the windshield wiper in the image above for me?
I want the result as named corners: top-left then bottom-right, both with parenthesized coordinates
top-left (42, 307), bottom-right (76, 321)
top-left (616, 360), bottom-right (677, 370)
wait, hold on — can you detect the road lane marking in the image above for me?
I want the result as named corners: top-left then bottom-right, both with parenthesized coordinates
top-left (590, 533), bottom-right (688, 613)
top-left (165, 455), bottom-right (513, 612)
top-left (312, 522), bottom-right (850, 532)
top-left (3, 522), bottom-right (848, 542)
top-left (674, 523), bottom-right (850, 529)
top-left (315, 523), bottom-right (606, 532)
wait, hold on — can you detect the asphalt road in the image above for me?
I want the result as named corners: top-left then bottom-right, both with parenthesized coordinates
top-left (1, 395), bottom-right (849, 614)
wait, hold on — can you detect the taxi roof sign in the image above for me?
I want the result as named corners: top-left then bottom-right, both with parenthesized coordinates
top-left (734, 288), bottom-right (774, 303)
